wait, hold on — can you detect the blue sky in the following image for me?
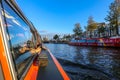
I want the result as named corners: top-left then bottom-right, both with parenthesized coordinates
top-left (16, 0), bottom-right (114, 34)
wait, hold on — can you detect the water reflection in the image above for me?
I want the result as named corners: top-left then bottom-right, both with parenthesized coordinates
top-left (45, 43), bottom-right (120, 79)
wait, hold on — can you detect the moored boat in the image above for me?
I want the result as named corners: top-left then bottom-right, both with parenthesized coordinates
top-left (0, 0), bottom-right (70, 80)
top-left (69, 38), bottom-right (120, 47)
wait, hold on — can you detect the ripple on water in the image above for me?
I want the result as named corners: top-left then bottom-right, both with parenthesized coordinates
top-left (45, 43), bottom-right (120, 80)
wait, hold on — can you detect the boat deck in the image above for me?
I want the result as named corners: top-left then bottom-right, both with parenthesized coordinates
top-left (37, 50), bottom-right (64, 80)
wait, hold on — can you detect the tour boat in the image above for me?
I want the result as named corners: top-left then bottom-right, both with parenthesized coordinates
top-left (0, 0), bottom-right (70, 80)
top-left (69, 38), bottom-right (120, 47)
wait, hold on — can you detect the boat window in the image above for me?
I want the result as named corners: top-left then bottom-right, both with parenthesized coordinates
top-left (87, 40), bottom-right (96, 43)
top-left (79, 40), bottom-right (86, 42)
top-left (71, 40), bottom-right (75, 42)
top-left (1, 1), bottom-right (36, 79)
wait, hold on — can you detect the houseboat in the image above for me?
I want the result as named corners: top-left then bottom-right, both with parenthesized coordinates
top-left (0, 0), bottom-right (70, 80)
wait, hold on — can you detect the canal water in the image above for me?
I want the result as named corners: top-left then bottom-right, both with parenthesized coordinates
top-left (45, 43), bottom-right (120, 80)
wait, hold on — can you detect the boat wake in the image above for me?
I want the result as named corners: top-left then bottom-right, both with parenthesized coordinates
top-left (56, 57), bottom-right (119, 80)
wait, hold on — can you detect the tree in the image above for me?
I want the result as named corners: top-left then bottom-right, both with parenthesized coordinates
top-left (53, 34), bottom-right (59, 40)
top-left (63, 34), bottom-right (71, 41)
top-left (87, 16), bottom-right (94, 25)
top-left (105, 0), bottom-right (120, 36)
top-left (98, 26), bottom-right (106, 37)
top-left (87, 16), bottom-right (97, 38)
top-left (73, 23), bottom-right (83, 38)
top-left (96, 23), bottom-right (106, 37)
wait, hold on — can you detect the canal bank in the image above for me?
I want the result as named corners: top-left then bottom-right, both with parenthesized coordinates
top-left (45, 43), bottom-right (120, 80)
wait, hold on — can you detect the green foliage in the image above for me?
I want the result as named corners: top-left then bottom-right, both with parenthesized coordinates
top-left (87, 23), bottom-right (97, 31)
top-left (87, 16), bottom-right (97, 31)
top-left (53, 34), bottom-right (59, 40)
top-left (105, 0), bottom-right (120, 35)
top-left (98, 27), bottom-right (106, 34)
top-left (97, 23), bottom-right (106, 37)
top-left (63, 34), bottom-right (71, 39)
top-left (63, 34), bottom-right (71, 41)
top-left (86, 16), bottom-right (97, 38)
top-left (73, 23), bottom-right (83, 37)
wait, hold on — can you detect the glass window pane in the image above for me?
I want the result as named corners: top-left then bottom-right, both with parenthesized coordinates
top-left (2, 1), bottom-right (35, 78)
